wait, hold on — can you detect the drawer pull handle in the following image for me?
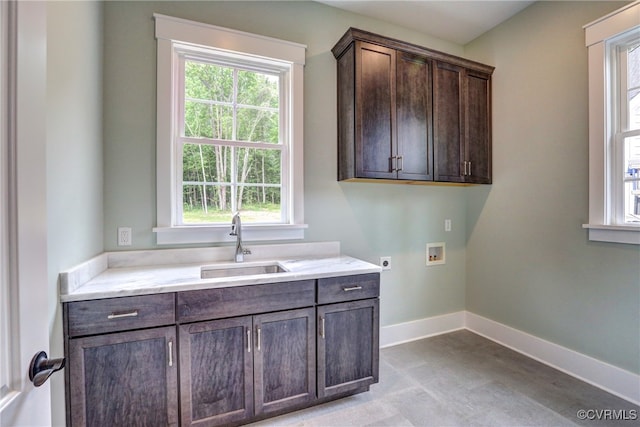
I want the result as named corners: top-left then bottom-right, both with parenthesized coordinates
top-left (320, 317), bottom-right (325, 339)
top-left (107, 310), bottom-right (139, 320)
top-left (168, 340), bottom-right (173, 367)
top-left (343, 286), bottom-right (363, 292)
top-left (257, 327), bottom-right (261, 351)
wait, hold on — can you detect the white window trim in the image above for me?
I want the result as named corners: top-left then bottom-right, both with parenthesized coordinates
top-left (153, 14), bottom-right (307, 245)
top-left (583, 1), bottom-right (640, 245)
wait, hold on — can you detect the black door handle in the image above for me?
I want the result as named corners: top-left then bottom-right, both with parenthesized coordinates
top-left (28, 351), bottom-right (65, 387)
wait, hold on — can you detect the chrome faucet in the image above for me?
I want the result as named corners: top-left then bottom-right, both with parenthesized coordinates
top-left (230, 212), bottom-right (251, 262)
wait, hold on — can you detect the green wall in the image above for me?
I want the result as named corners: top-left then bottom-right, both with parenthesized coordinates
top-left (40, 1), bottom-right (639, 425)
top-left (465, 1), bottom-right (639, 374)
top-left (46, 1), bottom-right (104, 425)
top-left (103, 0), bottom-right (469, 328)
top-left (100, 0), bottom-right (638, 388)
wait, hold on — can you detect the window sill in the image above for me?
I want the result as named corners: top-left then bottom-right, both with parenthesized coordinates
top-left (153, 224), bottom-right (308, 245)
top-left (582, 224), bottom-right (640, 245)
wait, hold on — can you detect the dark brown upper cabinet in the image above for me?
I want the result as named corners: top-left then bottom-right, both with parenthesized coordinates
top-left (333, 28), bottom-right (494, 185)
top-left (433, 61), bottom-right (492, 184)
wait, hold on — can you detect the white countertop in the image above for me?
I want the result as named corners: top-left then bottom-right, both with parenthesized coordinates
top-left (60, 242), bottom-right (381, 302)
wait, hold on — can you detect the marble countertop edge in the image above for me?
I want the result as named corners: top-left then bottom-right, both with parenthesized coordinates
top-left (59, 242), bottom-right (382, 302)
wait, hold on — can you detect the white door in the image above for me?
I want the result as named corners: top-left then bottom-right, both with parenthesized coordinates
top-left (0, 1), bottom-right (52, 425)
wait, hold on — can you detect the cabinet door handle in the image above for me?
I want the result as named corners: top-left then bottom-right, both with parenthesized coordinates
top-left (107, 310), bottom-right (138, 320)
top-left (389, 156), bottom-right (396, 172)
top-left (319, 316), bottom-right (325, 339)
top-left (247, 328), bottom-right (251, 353)
top-left (257, 327), bottom-right (261, 351)
top-left (397, 156), bottom-right (403, 171)
top-left (463, 161), bottom-right (469, 176)
top-left (468, 161), bottom-right (472, 176)
top-left (168, 340), bottom-right (173, 367)
top-left (343, 286), bottom-right (363, 292)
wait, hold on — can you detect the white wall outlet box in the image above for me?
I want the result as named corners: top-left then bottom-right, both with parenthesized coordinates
top-left (118, 227), bottom-right (132, 246)
top-left (380, 256), bottom-right (392, 271)
top-left (426, 242), bottom-right (445, 266)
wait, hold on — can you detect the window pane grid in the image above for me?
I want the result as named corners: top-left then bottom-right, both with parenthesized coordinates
top-left (185, 97), bottom-right (278, 114)
top-left (179, 54), bottom-right (285, 225)
top-left (610, 33), bottom-right (640, 225)
top-left (180, 136), bottom-right (284, 150)
top-left (180, 140), bottom-right (283, 224)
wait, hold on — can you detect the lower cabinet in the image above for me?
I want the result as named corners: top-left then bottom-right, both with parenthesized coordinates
top-left (179, 308), bottom-right (315, 426)
top-left (64, 274), bottom-right (379, 426)
top-left (317, 299), bottom-right (379, 397)
top-left (67, 326), bottom-right (179, 427)
top-left (254, 308), bottom-right (316, 414)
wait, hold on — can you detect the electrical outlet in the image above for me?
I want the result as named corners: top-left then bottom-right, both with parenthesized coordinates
top-left (380, 256), bottom-right (391, 271)
top-left (445, 219), bottom-right (452, 232)
top-left (118, 227), bottom-right (132, 246)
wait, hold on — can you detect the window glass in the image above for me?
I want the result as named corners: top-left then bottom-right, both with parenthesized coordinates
top-left (624, 135), bottom-right (640, 223)
top-left (181, 59), bottom-right (283, 225)
top-left (627, 43), bottom-right (639, 131)
top-left (617, 38), bottom-right (640, 225)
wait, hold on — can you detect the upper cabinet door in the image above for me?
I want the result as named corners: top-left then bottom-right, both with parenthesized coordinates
top-left (433, 61), bottom-right (465, 183)
top-left (465, 70), bottom-right (492, 184)
top-left (434, 62), bottom-right (493, 184)
top-left (396, 52), bottom-right (433, 181)
top-left (355, 42), bottom-right (397, 179)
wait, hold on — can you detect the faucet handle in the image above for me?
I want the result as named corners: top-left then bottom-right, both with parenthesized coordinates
top-left (230, 213), bottom-right (239, 236)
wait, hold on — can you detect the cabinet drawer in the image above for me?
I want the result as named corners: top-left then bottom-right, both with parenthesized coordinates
top-left (177, 280), bottom-right (315, 323)
top-left (317, 273), bottom-right (380, 304)
top-left (66, 293), bottom-right (176, 337)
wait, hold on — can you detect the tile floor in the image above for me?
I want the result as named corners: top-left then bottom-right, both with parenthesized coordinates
top-left (249, 330), bottom-right (639, 426)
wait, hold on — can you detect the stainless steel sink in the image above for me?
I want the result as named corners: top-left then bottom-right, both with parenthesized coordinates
top-left (200, 263), bottom-right (287, 279)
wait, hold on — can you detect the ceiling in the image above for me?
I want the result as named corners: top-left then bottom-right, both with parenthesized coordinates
top-left (316, 1), bottom-right (536, 45)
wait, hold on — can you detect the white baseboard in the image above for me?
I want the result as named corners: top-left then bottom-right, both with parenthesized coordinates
top-left (464, 312), bottom-right (640, 405)
top-left (380, 311), bottom-right (465, 348)
top-left (380, 311), bottom-right (640, 405)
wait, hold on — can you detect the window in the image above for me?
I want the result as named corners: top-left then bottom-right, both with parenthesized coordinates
top-left (180, 54), bottom-right (285, 225)
top-left (584, 1), bottom-right (640, 244)
top-left (616, 39), bottom-right (640, 224)
top-left (154, 14), bottom-right (306, 244)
